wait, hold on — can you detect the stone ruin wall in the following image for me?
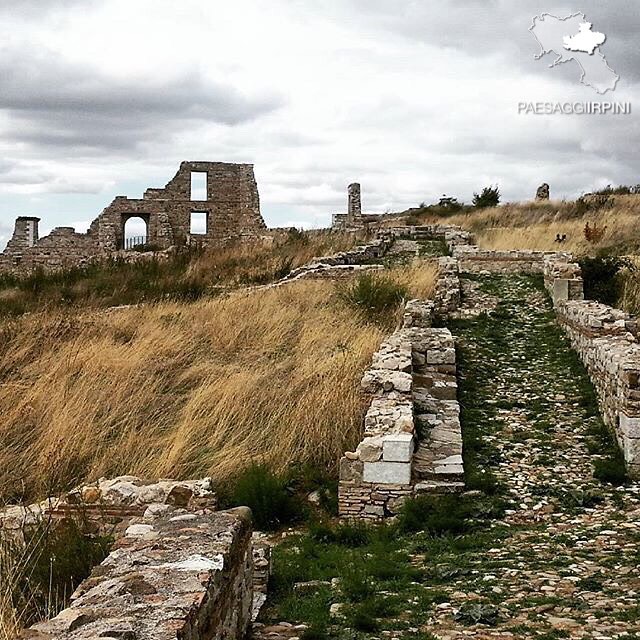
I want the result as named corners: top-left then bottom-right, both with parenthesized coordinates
top-left (338, 245), bottom-right (465, 521)
top-left (0, 162), bottom-right (266, 275)
top-left (3, 476), bottom-right (271, 640)
top-left (543, 259), bottom-right (640, 478)
top-left (338, 222), bottom-right (640, 519)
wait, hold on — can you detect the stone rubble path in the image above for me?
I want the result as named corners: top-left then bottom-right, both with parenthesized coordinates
top-left (428, 275), bottom-right (640, 639)
top-left (253, 274), bottom-right (640, 640)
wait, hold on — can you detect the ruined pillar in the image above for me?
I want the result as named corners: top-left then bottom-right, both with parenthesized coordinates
top-left (347, 183), bottom-right (362, 226)
top-left (12, 217), bottom-right (40, 248)
top-left (2, 217), bottom-right (40, 260)
top-left (536, 183), bottom-right (550, 201)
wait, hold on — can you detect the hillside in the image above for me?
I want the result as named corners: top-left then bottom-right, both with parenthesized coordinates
top-left (3, 219), bottom-right (640, 640)
top-left (0, 258), bottom-right (436, 503)
top-left (393, 194), bottom-right (640, 255)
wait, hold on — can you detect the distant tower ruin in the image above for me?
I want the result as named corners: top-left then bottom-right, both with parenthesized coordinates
top-left (347, 183), bottom-right (362, 226)
top-left (5, 216), bottom-right (40, 253)
top-left (536, 183), bottom-right (550, 201)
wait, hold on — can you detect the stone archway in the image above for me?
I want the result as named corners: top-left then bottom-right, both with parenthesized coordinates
top-left (121, 214), bottom-right (150, 250)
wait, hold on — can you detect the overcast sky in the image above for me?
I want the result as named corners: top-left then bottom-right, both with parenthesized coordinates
top-left (0, 0), bottom-right (638, 248)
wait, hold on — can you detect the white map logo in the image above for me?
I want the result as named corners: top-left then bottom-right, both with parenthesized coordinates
top-left (530, 13), bottom-right (619, 94)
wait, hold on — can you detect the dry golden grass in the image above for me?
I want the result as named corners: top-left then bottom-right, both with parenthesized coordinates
top-left (0, 230), bottom-right (366, 317)
top-left (420, 196), bottom-right (640, 255)
top-left (186, 230), bottom-right (364, 285)
top-left (0, 526), bottom-right (46, 640)
top-left (0, 262), bottom-right (437, 502)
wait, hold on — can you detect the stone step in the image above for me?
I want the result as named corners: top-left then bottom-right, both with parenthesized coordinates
top-left (412, 447), bottom-right (464, 482)
top-left (413, 480), bottom-right (465, 494)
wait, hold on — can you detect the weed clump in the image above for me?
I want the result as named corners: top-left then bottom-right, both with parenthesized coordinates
top-left (219, 464), bottom-right (305, 531)
top-left (338, 273), bottom-right (407, 325)
top-left (1, 519), bottom-right (111, 631)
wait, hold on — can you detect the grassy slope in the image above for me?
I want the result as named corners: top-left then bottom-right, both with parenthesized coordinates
top-left (393, 196), bottom-right (640, 256)
top-left (0, 231), bottom-right (363, 317)
top-left (0, 263), bottom-right (436, 503)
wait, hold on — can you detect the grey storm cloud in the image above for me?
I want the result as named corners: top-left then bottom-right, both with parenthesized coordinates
top-left (331, 0), bottom-right (640, 84)
top-left (0, 53), bottom-right (284, 152)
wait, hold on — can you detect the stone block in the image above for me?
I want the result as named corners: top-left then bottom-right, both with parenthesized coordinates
top-left (619, 413), bottom-right (640, 439)
top-left (357, 437), bottom-right (384, 463)
top-left (553, 279), bottom-right (569, 304)
top-left (339, 458), bottom-right (364, 483)
top-left (622, 436), bottom-right (640, 466)
top-left (363, 461), bottom-right (411, 485)
top-left (426, 348), bottom-right (456, 365)
top-left (382, 434), bottom-right (415, 463)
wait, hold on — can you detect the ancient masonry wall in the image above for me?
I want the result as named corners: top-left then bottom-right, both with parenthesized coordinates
top-left (1, 161), bottom-right (266, 275)
top-left (338, 250), bottom-right (464, 520)
top-left (276, 236), bottom-right (392, 284)
top-left (543, 259), bottom-right (640, 477)
top-left (5, 476), bottom-right (270, 640)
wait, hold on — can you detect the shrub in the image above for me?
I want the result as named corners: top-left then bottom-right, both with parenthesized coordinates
top-left (592, 184), bottom-right (640, 196)
top-left (578, 256), bottom-right (632, 306)
top-left (584, 222), bottom-right (608, 244)
top-left (575, 194), bottom-right (615, 217)
top-left (397, 494), bottom-right (471, 535)
top-left (472, 186), bottom-right (501, 209)
top-left (220, 464), bottom-right (304, 531)
top-left (594, 455), bottom-right (628, 486)
top-left (438, 195), bottom-right (463, 211)
top-left (338, 273), bottom-right (407, 323)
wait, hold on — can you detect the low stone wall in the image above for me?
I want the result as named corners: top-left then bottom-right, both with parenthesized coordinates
top-left (2, 476), bottom-right (271, 639)
top-left (554, 300), bottom-right (640, 477)
top-left (278, 237), bottom-right (392, 284)
top-left (339, 329), bottom-right (416, 520)
top-left (26, 507), bottom-right (254, 640)
top-left (411, 328), bottom-right (464, 493)
top-left (434, 256), bottom-right (461, 315)
top-left (338, 260), bottom-right (465, 520)
top-left (453, 246), bottom-right (574, 275)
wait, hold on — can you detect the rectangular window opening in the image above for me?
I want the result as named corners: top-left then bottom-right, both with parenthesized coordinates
top-left (190, 211), bottom-right (207, 235)
top-left (190, 171), bottom-right (208, 201)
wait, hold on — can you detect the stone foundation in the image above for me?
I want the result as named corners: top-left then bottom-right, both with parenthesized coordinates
top-left (554, 299), bottom-right (640, 476)
top-left (338, 253), bottom-right (465, 520)
top-left (2, 476), bottom-right (271, 639)
top-left (25, 507), bottom-right (254, 640)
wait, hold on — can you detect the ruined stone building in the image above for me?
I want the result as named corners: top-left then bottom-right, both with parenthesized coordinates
top-left (332, 182), bottom-right (386, 230)
top-left (0, 162), bottom-right (266, 273)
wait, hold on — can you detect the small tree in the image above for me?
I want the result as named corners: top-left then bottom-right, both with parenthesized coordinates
top-left (472, 185), bottom-right (501, 209)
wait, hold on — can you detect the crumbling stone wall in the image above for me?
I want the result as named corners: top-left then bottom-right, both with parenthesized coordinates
top-left (1, 162), bottom-right (266, 274)
top-left (338, 258), bottom-right (465, 520)
top-left (332, 182), bottom-right (366, 229)
top-left (26, 507), bottom-right (254, 640)
top-left (553, 297), bottom-right (640, 477)
top-left (536, 183), bottom-right (550, 200)
top-left (543, 257), bottom-right (585, 304)
top-left (347, 183), bottom-right (362, 226)
top-left (453, 246), bottom-right (574, 274)
top-left (2, 476), bottom-right (271, 640)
